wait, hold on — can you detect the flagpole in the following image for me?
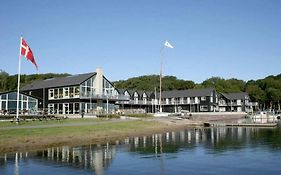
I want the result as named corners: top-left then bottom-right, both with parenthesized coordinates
top-left (16, 36), bottom-right (23, 122)
top-left (159, 46), bottom-right (164, 113)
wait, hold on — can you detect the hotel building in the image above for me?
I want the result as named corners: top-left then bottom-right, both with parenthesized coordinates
top-left (0, 68), bottom-right (254, 115)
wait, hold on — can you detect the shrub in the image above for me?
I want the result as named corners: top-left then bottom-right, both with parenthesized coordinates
top-left (126, 113), bottom-right (153, 118)
top-left (97, 114), bottom-right (121, 119)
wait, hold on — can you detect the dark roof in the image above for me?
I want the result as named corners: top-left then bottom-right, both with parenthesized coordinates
top-left (139, 91), bottom-right (147, 96)
top-left (21, 72), bottom-right (96, 90)
top-left (146, 91), bottom-right (155, 98)
top-left (116, 88), bottom-right (215, 98)
top-left (127, 90), bottom-right (135, 96)
top-left (117, 89), bottom-right (126, 95)
top-left (160, 88), bottom-right (215, 98)
top-left (221, 92), bottom-right (248, 100)
top-left (118, 89), bottom-right (156, 98)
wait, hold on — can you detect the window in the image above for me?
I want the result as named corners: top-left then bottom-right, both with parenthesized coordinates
top-left (69, 103), bottom-right (73, 114)
top-left (48, 104), bottom-right (54, 114)
top-left (201, 96), bottom-right (206, 101)
top-left (54, 104), bottom-right (58, 114)
top-left (200, 105), bottom-right (208, 111)
top-left (69, 87), bottom-right (74, 98)
top-left (63, 103), bottom-right (69, 114)
top-left (74, 87), bottom-right (80, 97)
top-left (59, 88), bottom-right (63, 98)
top-left (1, 94), bottom-right (7, 100)
top-left (171, 98), bottom-right (175, 104)
top-left (74, 103), bottom-right (80, 114)
top-left (125, 91), bottom-right (130, 97)
top-left (237, 100), bottom-right (241, 105)
top-left (103, 78), bottom-right (115, 96)
top-left (134, 92), bottom-right (138, 104)
top-left (58, 103), bottom-right (63, 114)
top-left (54, 89), bottom-right (58, 99)
top-left (49, 89), bottom-right (54, 99)
top-left (63, 87), bottom-right (69, 98)
top-left (2, 101), bottom-right (6, 110)
top-left (180, 98), bottom-right (184, 104)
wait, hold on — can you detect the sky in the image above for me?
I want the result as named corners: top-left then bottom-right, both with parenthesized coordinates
top-left (0, 0), bottom-right (281, 83)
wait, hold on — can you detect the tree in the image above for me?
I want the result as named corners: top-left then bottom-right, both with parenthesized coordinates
top-left (266, 88), bottom-right (281, 110)
top-left (0, 70), bottom-right (9, 92)
top-left (245, 84), bottom-right (266, 110)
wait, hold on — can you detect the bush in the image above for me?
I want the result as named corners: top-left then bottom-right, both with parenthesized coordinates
top-left (97, 114), bottom-right (120, 119)
top-left (126, 113), bottom-right (153, 118)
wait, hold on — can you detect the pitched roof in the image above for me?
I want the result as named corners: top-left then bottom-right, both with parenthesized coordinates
top-left (221, 92), bottom-right (248, 100)
top-left (127, 90), bottom-right (135, 96)
top-left (117, 89), bottom-right (126, 95)
top-left (161, 88), bottom-right (215, 98)
top-left (21, 72), bottom-right (96, 90)
top-left (146, 91), bottom-right (155, 98)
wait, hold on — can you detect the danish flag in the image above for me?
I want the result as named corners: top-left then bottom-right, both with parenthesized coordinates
top-left (20, 37), bottom-right (38, 70)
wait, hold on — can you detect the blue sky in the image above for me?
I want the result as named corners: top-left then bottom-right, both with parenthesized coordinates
top-left (0, 0), bottom-right (281, 83)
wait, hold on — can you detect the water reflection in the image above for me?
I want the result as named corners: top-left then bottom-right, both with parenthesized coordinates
top-left (0, 144), bottom-right (116, 175)
top-left (1, 125), bottom-right (281, 175)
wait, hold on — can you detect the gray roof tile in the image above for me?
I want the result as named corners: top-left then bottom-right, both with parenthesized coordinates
top-left (21, 72), bottom-right (96, 90)
top-left (160, 88), bottom-right (215, 98)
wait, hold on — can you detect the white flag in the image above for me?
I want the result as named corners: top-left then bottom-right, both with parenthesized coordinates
top-left (164, 41), bottom-right (174, 49)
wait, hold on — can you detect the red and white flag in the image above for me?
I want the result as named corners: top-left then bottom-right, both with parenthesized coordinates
top-left (20, 37), bottom-right (38, 70)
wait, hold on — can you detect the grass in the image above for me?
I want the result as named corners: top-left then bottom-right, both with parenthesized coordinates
top-left (0, 119), bottom-right (162, 154)
top-left (126, 113), bottom-right (154, 118)
top-left (0, 118), bottom-right (105, 127)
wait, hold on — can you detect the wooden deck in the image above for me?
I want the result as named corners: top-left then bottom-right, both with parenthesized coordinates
top-left (204, 122), bottom-right (278, 127)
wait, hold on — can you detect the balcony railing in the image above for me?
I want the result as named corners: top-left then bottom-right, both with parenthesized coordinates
top-left (160, 100), bottom-right (200, 105)
top-left (227, 102), bottom-right (242, 106)
top-left (80, 94), bottom-right (130, 101)
top-left (117, 100), bottom-right (152, 105)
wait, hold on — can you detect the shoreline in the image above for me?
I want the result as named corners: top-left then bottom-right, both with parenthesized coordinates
top-left (0, 114), bottom-right (246, 154)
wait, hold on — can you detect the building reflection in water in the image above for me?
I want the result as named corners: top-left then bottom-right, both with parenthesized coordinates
top-left (0, 143), bottom-right (116, 175)
top-left (0, 127), bottom-right (276, 175)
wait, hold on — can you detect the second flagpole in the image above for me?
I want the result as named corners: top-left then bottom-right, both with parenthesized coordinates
top-left (16, 36), bottom-right (22, 122)
top-left (159, 46), bottom-right (164, 113)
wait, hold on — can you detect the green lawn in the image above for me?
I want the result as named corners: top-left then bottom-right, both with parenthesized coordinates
top-left (0, 118), bottom-right (105, 127)
top-left (0, 119), bottom-right (162, 153)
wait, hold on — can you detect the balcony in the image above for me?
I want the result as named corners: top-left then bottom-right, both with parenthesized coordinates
top-left (219, 102), bottom-right (227, 106)
top-left (117, 100), bottom-right (152, 105)
top-left (80, 94), bottom-right (130, 101)
top-left (227, 102), bottom-right (242, 106)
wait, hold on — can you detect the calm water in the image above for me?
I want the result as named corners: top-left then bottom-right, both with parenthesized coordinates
top-left (1, 124), bottom-right (281, 175)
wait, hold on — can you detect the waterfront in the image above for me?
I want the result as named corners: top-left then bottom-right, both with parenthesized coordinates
top-left (1, 124), bottom-right (281, 175)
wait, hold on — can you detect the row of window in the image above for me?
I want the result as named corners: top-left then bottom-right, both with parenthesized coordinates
top-left (48, 103), bottom-right (80, 114)
top-left (49, 86), bottom-right (80, 100)
top-left (218, 99), bottom-right (246, 105)
top-left (0, 92), bottom-right (38, 112)
top-left (48, 102), bottom-right (118, 115)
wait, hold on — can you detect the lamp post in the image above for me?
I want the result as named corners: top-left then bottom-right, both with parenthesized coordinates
top-left (106, 95), bottom-right (109, 119)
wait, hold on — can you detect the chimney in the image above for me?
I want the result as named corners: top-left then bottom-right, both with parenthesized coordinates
top-left (95, 67), bottom-right (103, 95)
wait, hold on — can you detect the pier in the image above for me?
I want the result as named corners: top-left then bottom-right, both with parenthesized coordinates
top-left (204, 122), bottom-right (278, 127)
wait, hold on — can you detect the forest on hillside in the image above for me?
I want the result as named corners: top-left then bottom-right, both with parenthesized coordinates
top-left (0, 70), bottom-right (69, 92)
top-left (1, 69), bottom-right (281, 110)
